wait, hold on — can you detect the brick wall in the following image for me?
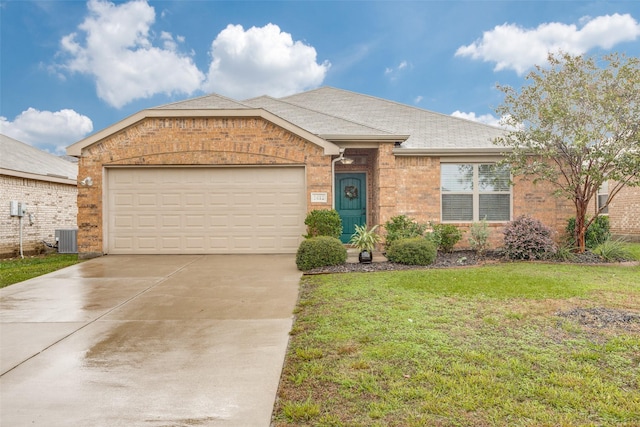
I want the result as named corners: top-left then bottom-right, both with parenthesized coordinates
top-left (607, 185), bottom-right (640, 241)
top-left (393, 157), bottom-right (575, 249)
top-left (78, 114), bottom-right (591, 256)
top-left (78, 116), bottom-right (333, 257)
top-left (0, 175), bottom-right (77, 257)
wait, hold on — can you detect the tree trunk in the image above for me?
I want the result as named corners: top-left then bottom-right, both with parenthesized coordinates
top-left (574, 201), bottom-right (588, 253)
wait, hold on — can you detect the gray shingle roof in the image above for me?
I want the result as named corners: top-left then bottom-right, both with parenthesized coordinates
top-left (281, 87), bottom-right (505, 149)
top-left (244, 95), bottom-right (396, 138)
top-left (152, 93), bottom-right (251, 110)
top-left (1, 134), bottom-right (77, 181)
top-left (143, 86), bottom-right (505, 150)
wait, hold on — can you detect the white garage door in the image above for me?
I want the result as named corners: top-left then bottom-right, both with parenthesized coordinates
top-left (106, 167), bottom-right (306, 254)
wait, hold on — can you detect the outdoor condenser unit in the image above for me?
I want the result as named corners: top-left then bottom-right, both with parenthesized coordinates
top-left (55, 229), bottom-right (78, 254)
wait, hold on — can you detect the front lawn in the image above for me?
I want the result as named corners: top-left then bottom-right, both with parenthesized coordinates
top-left (0, 254), bottom-right (81, 288)
top-left (273, 262), bottom-right (640, 426)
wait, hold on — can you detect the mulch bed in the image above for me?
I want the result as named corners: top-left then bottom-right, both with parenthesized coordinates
top-left (305, 249), bottom-right (622, 274)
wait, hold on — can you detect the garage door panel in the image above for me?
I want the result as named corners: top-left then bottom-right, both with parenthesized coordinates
top-left (185, 193), bottom-right (205, 207)
top-left (160, 237), bottom-right (181, 250)
top-left (161, 194), bottom-right (181, 206)
top-left (162, 215), bottom-right (181, 228)
top-left (107, 167), bottom-right (305, 254)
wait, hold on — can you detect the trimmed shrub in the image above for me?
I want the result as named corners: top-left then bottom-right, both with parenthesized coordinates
top-left (296, 236), bottom-right (347, 271)
top-left (304, 209), bottom-right (342, 239)
top-left (469, 220), bottom-right (490, 256)
top-left (502, 215), bottom-right (556, 260)
top-left (431, 223), bottom-right (463, 253)
top-left (384, 215), bottom-right (427, 250)
top-left (565, 216), bottom-right (610, 249)
top-left (386, 237), bottom-right (437, 266)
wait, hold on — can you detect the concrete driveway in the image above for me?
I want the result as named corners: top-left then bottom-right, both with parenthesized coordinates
top-left (0, 255), bottom-right (301, 426)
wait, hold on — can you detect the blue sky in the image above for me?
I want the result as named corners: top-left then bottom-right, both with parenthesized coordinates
top-left (1, 0), bottom-right (639, 154)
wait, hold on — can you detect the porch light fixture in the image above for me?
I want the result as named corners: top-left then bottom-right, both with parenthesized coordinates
top-left (80, 177), bottom-right (93, 187)
top-left (340, 156), bottom-right (354, 165)
top-left (331, 148), bottom-right (354, 208)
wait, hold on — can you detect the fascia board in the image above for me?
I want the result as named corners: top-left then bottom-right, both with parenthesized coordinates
top-left (67, 109), bottom-right (341, 156)
top-left (1, 168), bottom-right (77, 185)
top-left (320, 134), bottom-right (410, 142)
top-left (393, 147), bottom-right (511, 157)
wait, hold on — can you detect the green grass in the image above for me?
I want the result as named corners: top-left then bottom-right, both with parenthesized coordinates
top-left (273, 262), bottom-right (640, 426)
top-left (0, 254), bottom-right (81, 288)
top-left (622, 242), bottom-right (640, 261)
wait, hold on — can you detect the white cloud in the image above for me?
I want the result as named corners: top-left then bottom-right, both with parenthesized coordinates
top-left (451, 110), bottom-right (504, 127)
top-left (414, 95), bottom-right (423, 104)
top-left (58, 0), bottom-right (203, 108)
top-left (385, 60), bottom-right (411, 80)
top-left (456, 13), bottom-right (640, 75)
top-left (1, 108), bottom-right (94, 153)
top-left (203, 23), bottom-right (330, 99)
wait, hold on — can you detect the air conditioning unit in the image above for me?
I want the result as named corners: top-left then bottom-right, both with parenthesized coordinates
top-left (55, 229), bottom-right (78, 254)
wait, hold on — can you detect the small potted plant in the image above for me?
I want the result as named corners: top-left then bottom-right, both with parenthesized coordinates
top-left (349, 224), bottom-right (382, 264)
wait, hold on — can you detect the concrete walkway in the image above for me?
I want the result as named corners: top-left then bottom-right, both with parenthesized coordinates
top-left (0, 255), bottom-right (301, 426)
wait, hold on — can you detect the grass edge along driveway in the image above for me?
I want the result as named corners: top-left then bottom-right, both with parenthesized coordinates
top-left (0, 254), bottom-right (81, 288)
top-left (273, 262), bottom-right (640, 427)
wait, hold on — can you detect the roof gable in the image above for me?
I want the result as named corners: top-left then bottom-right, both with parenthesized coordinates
top-left (66, 108), bottom-right (341, 156)
top-left (152, 93), bottom-right (252, 110)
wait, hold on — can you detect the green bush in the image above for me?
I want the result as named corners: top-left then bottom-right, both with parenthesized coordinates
top-left (502, 215), bottom-right (556, 260)
top-left (304, 209), bottom-right (342, 239)
top-left (386, 237), bottom-right (437, 265)
top-left (296, 236), bottom-right (347, 271)
top-left (565, 216), bottom-right (610, 249)
top-left (431, 223), bottom-right (463, 253)
top-left (383, 215), bottom-right (427, 249)
top-left (468, 219), bottom-right (490, 256)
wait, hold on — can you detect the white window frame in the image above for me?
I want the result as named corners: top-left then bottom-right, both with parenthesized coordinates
top-left (440, 163), bottom-right (512, 223)
top-left (597, 181), bottom-right (609, 215)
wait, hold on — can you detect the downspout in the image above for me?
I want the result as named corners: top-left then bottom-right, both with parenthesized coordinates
top-left (331, 148), bottom-right (346, 209)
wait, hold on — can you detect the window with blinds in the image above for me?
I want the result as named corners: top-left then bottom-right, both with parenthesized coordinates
top-left (441, 163), bottom-right (511, 222)
top-left (597, 181), bottom-right (609, 214)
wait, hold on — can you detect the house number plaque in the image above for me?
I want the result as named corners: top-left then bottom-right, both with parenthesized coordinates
top-left (310, 192), bottom-right (328, 203)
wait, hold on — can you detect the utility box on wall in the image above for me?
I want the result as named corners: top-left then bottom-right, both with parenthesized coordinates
top-left (10, 201), bottom-right (25, 217)
top-left (55, 229), bottom-right (78, 254)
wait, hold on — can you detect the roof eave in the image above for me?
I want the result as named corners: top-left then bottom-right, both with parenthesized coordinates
top-left (393, 147), bottom-right (511, 157)
top-left (0, 168), bottom-right (77, 185)
top-left (67, 109), bottom-right (341, 156)
top-left (320, 134), bottom-right (410, 143)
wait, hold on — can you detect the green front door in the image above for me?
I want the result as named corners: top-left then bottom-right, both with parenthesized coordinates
top-left (336, 173), bottom-right (366, 243)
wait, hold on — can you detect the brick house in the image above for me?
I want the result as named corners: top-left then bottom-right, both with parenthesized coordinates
top-left (596, 183), bottom-right (640, 242)
top-left (1, 134), bottom-right (78, 257)
top-left (66, 87), bottom-right (634, 258)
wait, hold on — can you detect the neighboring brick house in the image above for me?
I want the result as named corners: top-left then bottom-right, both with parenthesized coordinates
top-left (595, 183), bottom-right (640, 242)
top-left (66, 87), bottom-right (634, 258)
top-left (1, 134), bottom-right (78, 257)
